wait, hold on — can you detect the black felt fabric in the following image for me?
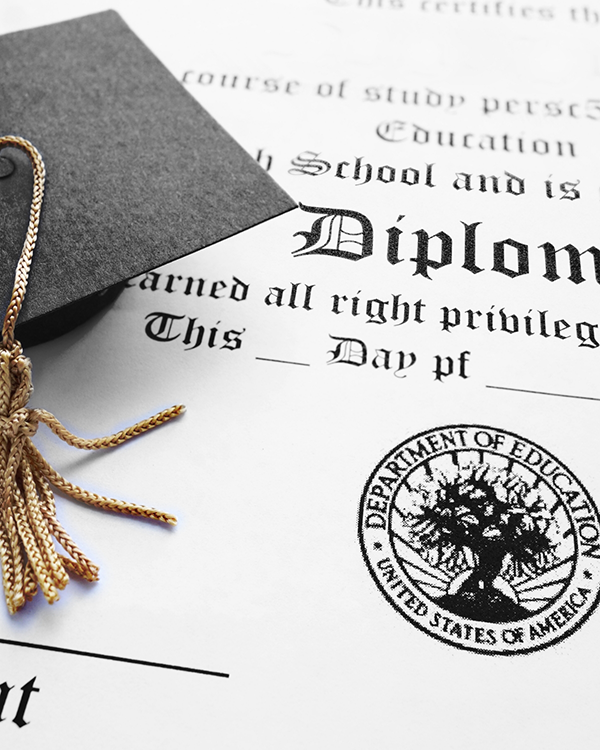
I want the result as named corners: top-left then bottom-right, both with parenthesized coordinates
top-left (0, 11), bottom-right (296, 332)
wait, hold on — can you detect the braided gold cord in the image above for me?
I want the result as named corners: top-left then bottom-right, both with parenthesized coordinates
top-left (26, 442), bottom-right (178, 525)
top-left (30, 404), bottom-right (186, 450)
top-left (0, 136), bottom-right (184, 613)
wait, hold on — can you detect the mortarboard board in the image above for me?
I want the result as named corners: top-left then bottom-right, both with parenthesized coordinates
top-left (0, 10), bottom-right (296, 346)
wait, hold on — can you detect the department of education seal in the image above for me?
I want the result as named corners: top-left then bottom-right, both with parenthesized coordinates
top-left (358, 424), bottom-right (600, 654)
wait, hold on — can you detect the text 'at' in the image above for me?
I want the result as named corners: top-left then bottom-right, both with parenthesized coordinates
top-left (0, 677), bottom-right (39, 728)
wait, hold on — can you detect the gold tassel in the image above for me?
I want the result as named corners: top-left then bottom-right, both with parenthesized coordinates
top-left (0, 135), bottom-right (184, 613)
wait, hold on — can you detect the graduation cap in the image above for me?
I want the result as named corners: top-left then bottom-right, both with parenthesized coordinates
top-left (0, 11), bottom-right (298, 614)
top-left (0, 10), bottom-right (296, 346)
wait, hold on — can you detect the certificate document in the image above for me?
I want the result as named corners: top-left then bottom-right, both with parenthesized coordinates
top-left (1, 1), bottom-right (600, 747)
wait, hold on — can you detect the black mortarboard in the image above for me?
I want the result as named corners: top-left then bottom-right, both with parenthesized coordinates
top-left (0, 11), bottom-right (295, 346)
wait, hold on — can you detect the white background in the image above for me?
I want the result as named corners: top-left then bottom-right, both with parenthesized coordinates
top-left (2, 1), bottom-right (600, 747)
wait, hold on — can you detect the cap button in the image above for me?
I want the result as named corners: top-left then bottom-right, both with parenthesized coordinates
top-left (0, 157), bottom-right (15, 179)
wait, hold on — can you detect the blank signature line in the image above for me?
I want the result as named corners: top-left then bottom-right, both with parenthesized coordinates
top-left (486, 384), bottom-right (600, 402)
top-left (256, 357), bottom-right (310, 367)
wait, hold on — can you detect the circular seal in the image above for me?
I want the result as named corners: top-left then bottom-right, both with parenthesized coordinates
top-left (359, 424), bottom-right (600, 654)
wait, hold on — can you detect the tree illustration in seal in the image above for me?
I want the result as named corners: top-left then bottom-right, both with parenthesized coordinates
top-left (402, 466), bottom-right (558, 622)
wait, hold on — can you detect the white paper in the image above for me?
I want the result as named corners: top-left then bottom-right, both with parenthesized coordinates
top-left (2, 1), bottom-right (600, 747)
